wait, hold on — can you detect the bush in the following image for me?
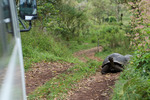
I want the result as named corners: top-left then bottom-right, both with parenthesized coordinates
top-left (98, 25), bottom-right (130, 51)
top-left (112, 47), bottom-right (150, 100)
top-left (105, 16), bottom-right (117, 23)
top-left (109, 16), bottom-right (117, 23)
top-left (91, 37), bottom-right (97, 43)
top-left (21, 28), bottom-right (72, 70)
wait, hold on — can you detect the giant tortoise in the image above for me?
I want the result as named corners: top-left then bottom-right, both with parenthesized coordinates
top-left (101, 53), bottom-right (132, 74)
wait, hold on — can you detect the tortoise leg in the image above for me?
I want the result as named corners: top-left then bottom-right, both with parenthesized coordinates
top-left (101, 65), bottom-right (110, 74)
top-left (113, 64), bottom-right (123, 72)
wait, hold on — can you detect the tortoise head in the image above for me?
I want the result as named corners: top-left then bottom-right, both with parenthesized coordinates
top-left (108, 57), bottom-right (113, 62)
top-left (108, 57), bottom-right (115, 68)
top-left (124, 55), bottom-right (133, 64)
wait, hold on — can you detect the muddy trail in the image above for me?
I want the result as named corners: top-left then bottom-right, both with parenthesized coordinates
top-left (25, 47), bottom-right (120, 99)
top-left (67, 47), bottom-right (120, 100)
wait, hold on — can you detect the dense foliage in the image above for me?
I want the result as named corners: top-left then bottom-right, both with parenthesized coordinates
top-left (21, 28), bottom-right (76, 70)
top-left (112, 50), bottom-right (150, 100)
top-left (21, 0), bottom-right (150, 99)
top-left (112, 0), bottom-right (150, 99)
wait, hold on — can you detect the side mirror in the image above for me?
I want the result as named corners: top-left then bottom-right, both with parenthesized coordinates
top-left (19, 0), bottom-right (37, 20)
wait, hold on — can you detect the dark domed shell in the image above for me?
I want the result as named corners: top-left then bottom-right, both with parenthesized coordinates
top-left (102, 53), bottom-right (131, 67)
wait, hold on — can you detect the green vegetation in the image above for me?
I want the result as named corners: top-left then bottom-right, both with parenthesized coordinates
top-left (21, 29), bottom-right (76, 70)
top-left (112, 0), bottom-right (150, 99)
top-left (21, 0), bottom-right (150, 99)
top-left (112, 49), bottom-right (150, 100)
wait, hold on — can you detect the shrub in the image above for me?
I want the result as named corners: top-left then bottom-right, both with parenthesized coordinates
top-left (112, 46), bottom-right (150, 100)
top-left (105, 16), bottom-right (117, 23)
top-left (98, 25), bottom-right (130, 50)
top-left (21, 28), bottom-right (72, 70)
top-left (109, 16), bottom-right (117, 23)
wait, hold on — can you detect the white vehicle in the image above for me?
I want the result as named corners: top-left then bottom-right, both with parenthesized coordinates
top-left (0, 0), bottom-right (37, 100)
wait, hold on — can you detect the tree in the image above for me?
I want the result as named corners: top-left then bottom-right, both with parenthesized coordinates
top-left (91, 0), bottom-right (115, 24)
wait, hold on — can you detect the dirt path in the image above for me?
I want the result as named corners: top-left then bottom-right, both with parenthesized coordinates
top-left (74, 47), bottom-right (103, 62)
top-left (25, 46), bottom-right (119, 99)
top-left (67, 46), bottom-right (120, 100)
top-left (25, 62), bottom-right (74, 95)
top-left (67, 73), bottom-right (119, 100)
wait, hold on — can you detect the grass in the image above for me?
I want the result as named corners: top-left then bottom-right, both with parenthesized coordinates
top-left (95, 51), bottom-right (113, 59)
top-left (22, 22), bottom-right (133, 99)
top-left (66, 36), bottom-right (98, 53)
top-left (21, 27), bottom-right (104, 99)
top-left (21, 0), bottom-right (150, 99)
top-left (21, 27), bottom-right (106, 99)
top-left (21, 27), bottom-right (99, 71)
top-left (21, 28), bottom-right (78, 71)
top-left (22, 29), bottom-right (103, 99)
top-left (95, 46), bottom-right (132, 61)
top-left (68, 41), bottom-right (97, 53)
top-left (28, 60), bottom-right (102, 100)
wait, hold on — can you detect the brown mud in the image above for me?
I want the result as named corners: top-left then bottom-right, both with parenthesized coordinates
top-left (25, 62), bottom-right (74, 95)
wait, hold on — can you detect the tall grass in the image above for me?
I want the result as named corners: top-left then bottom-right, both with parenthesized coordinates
top-left (21, 28), bottom-right (75, 70)
top-left (90, 23), bottom-right (132, 55)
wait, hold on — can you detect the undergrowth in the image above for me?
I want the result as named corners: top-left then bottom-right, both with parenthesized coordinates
top-left (21, 28), bottom-right (76, 71)
top-left (21, 26), bottom-right (98, 71)
top-left (89, 23), bottom-right (132, 55)
top-left (112, 48), bottom-right (150, 100)
top-left (21, 0), bottom-right (149, 99)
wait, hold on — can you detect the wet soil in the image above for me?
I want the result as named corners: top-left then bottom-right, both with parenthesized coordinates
top-left (25, 46), bottom-right (119, 100)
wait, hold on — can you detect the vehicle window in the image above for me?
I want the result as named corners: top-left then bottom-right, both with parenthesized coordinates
top-left (0, 0), bottom-right (15, 71)
top-left (0, 0), bottom-right (15, 58)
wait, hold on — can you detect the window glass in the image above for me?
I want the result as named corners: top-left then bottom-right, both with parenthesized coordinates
top-left (0, 0), bottom-right (15, 69)
top-left (1, 0), bottom-right (15, 57)
top-left (0, 0), bottom-right (15, 86)
top-left (20, 0), bottom-right (37, 20)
